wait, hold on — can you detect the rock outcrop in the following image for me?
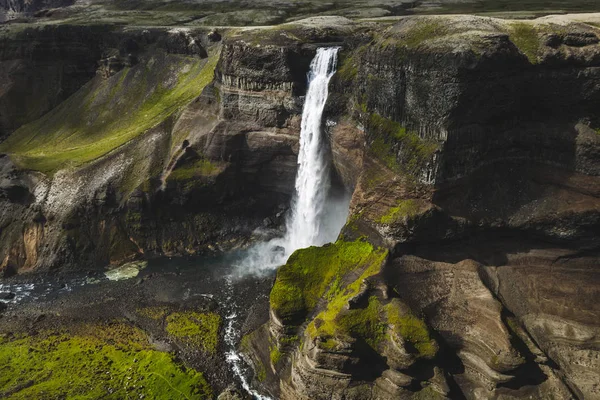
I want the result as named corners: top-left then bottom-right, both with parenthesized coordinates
top-left (249, 14), bottom-right (600, 400)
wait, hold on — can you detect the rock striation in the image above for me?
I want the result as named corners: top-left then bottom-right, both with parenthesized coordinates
top-left (0, 13), bottom-right (598, 400)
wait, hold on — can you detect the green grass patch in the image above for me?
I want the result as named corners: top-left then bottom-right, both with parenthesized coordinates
top-left (508, 22), bottom-right (541, 64)
top-left (385, 300), bottom-right (437, 358)
top-left (305, 252), bottom-right (388, 347)
top-left (0, 323), bottom-right (211, 399)
top-left (166, 311), bottom-right (221, 354)
top-left (401, 21), bottom-right (449, 49)
top-left (168, 158), bottom-right (222, 181)
top-left (269, 345), bottom-right (282, 366)
top-left (378, 199), bottom-right (420, 224)
top-left (0, 52), bottom-right (219, 175)
top-left (270, 240), bottom-right (388, 325)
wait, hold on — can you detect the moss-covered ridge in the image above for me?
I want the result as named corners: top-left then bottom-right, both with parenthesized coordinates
top-left (0, 322), bottom-right (212, 399)
top-left (0, 51), bottom-right (219, 175)
top-left (305, 261), bottom-right (437, 359)
top-left (270, 239), bottom-right (388, 325)
top-left (166, 311), bottom-right (222, 354)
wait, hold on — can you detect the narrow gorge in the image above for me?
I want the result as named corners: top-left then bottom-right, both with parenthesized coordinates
top-left (0, 4), bottom-right (599, 400)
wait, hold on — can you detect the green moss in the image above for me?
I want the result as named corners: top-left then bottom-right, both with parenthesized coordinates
top-left (255, 358), bottom-right (267, 382)
top-left (337, 48), bottom-right (367, 82)
top-left (168, 158), bottom-right (222, 181)
top-left (269, 345), bottom-right (282, 366)
top-left (339, 296), bottom-right (387, 349)
top-left (319, 338), bottom-right (340, 351)
top-left (378, 199), bottom-right (420, 224)
top-left (270, 240), bottom-right (388, 325)
top-left (306, 254), bottom-right (388, 346)
top-left (279, 335), bottom-right (299, 346)
top-left (508, 22), bottom-right (541, 64)
top-left (385, 301), bottom-right (437, 358)
top-left (0, 323), bottom-right (211, 399)
top-left (412, 385), bottom-right (444, 400)
top-left (401, 21), bottom-right (449, 48)
top-left (240, 334), bottom-right (252, 352)
top-left (165, 311), bottom-right (221, 354)
top-left (0, 52), bottom-right (219, 175)
top-left (365, 112), bottom-right (438, 178)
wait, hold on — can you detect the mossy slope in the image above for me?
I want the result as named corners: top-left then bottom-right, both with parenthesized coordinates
top-left (166, 311), bottom-right (221, 354)
top-left (270, 240), bottom-right (388, 325)
top-left (0, 322), bottom-right (212, 399)
top-left (0, 52), bottom-right (219, 175)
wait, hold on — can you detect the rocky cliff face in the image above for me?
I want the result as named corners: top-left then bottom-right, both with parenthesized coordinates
top-left (245, 15), bottom-right (600, 400)
top-left (0, 13), bottom-right (599, 400)
top-left (0, 20), bottom-right (355, 274)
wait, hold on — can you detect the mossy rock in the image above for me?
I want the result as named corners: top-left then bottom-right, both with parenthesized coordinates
top-left (270, 239), bottom-right (388, 325)
top-left (384, 299), bottom-right (437, 359)
top-left (165, 311), bottom-right (222, 354)
top-left (0, 322), bottom-right (212, 399)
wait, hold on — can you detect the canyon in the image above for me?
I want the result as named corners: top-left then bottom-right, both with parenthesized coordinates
top-left (0, 4), bottom-right (599, 400)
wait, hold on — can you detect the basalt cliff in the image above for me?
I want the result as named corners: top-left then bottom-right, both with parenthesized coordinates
top-left (0, 12), bottom-right (599, 400)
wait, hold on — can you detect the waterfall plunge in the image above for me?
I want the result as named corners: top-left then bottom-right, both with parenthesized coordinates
top-left (235, 47), bottom-right (349, 276)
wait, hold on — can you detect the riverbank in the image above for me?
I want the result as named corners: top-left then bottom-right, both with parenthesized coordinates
top-left (0, 255), bottom-right (274, 398)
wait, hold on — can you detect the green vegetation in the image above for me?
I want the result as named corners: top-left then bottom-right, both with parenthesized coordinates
top-left (378, 199), bottom-right (420, 224)
top-left (508, 22), bottom-right (541, 64)
top-left (270, 240), bottom-right (388, 325)
top-left (412, 385), bottom-right (444, 400)
top-left (365, 112), bottom-right (438, 178)
top-left (256, 359), bottom-right (267, 382)
top-left (0, 323), bottom-right (211, 399)
top-left (0, 52), bottom-right (219, 175)
top-left (166, 311), bottom-right (221, 354)
top-left (339, 296), bottom-right (387, 348)
top-left (401, 21), bottom-right (448, 49)
top-left (168, 158), bottom-right (222, 181)
top-left (269, 345), bottom-right (282, 365)
top-left (385, 300), bottom-right (437, 358)
top-left (305, 250), bottom-right (388, 347)
top-left (337, 48), bottom-right (366, 81)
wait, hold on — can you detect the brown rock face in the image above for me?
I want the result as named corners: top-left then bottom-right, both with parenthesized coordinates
top-left (247, 14), bottom-right (600, 400)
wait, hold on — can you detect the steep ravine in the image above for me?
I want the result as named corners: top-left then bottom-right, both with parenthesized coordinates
top-left (0, 13), bottom-right (599, 400)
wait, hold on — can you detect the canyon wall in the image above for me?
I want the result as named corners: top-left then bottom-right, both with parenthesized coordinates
top-left (0, 14), bottom-right (598, 400)
top-left (244, 15), bottom-right (600, 400)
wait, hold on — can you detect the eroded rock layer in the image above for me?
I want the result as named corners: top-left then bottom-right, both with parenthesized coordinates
top-left (0, 13), bottom-right (599, 400)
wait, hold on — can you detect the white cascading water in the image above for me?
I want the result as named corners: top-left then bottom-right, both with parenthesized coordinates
top-left (233, 46), bottom-right (348, 277)
top-left (226, 47), bottom-right (348, 399)
top-left (285, 46), bottom-right (341, 251)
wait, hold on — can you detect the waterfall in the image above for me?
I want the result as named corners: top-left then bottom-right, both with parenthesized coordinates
top-left (286, 46), bottom-right (341, 250)
top-left (227, 47), bottom-right (348, 400)
top-left (233, 47), bottom-right (348, 275)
